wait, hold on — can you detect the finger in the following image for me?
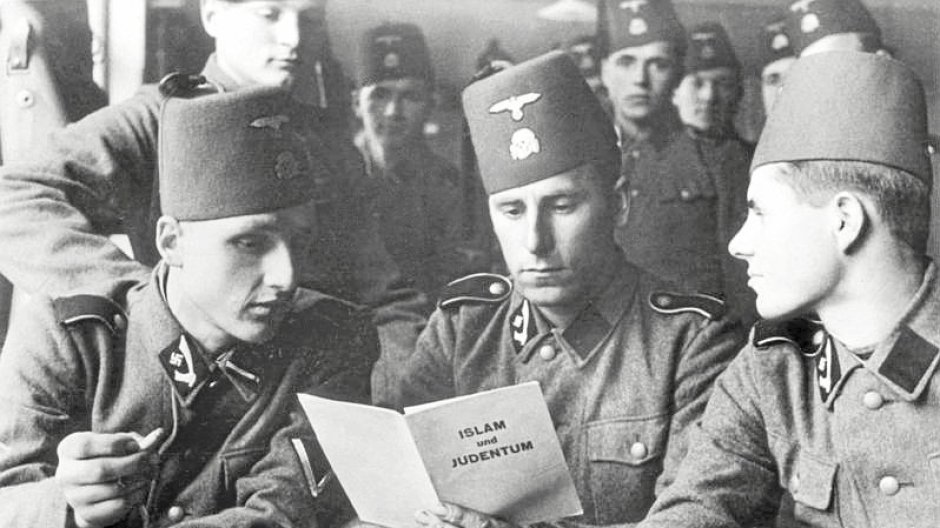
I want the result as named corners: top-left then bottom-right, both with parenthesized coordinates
top-left (72, 496), bottom-right (135, 528)
top-left (58, 432), bottom-right (142, 460)
top-left (431, 503), bottom-right (503, 528)
top-left (57, 450), bottom-right (158, 486)
top-left (64, 479), bottom-right (149, 507)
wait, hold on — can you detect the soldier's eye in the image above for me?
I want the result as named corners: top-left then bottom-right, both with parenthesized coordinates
top-left (254, 6), bottom-right (280, 21)
top-left (232, 235), bottom-right (268, 253)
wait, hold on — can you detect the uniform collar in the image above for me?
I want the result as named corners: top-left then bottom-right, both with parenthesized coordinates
top-left (509, 262), bottom-right (639, 363)
top-left (822, 262), bottom-right (940, 406)
top-left (200, 54), bottom-right (239, 93)
top-left (141, 263), bottom-right (268, 407)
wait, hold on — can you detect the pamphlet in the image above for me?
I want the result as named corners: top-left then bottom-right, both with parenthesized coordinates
top-left (298, 381), bottom-right (582, 528)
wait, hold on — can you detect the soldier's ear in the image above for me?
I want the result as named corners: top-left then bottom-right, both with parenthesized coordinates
top-left (156, 216), bottom-right (184, 267)
top-left (832, 191), bottom-right (868, 255)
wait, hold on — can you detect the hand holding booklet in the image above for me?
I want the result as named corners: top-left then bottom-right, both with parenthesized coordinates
top-left (297, 382), bottom-right (582, 528)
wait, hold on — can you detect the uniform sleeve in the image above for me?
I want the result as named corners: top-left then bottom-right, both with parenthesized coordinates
top-left (638, 348), bottom-right (783, 528)
top-left (0, 297), bottom-right (93, 527)
top-left (371, 307), bottom-right (458, 411)
top-left (656, 316), bottom-right (744, 497)
top-left (0, 90), bottom-right (158, 298)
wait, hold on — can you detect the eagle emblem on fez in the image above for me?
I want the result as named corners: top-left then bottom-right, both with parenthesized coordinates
top-left (489, 93), bottom-right (542, 122)
top-left (509, 128), bottom-right (541, 161)
top-left (274, 151), bottom-right (301, 180)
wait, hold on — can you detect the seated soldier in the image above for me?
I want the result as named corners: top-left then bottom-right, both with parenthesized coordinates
top-left (638, 52), bottom-right (937, 527)
top-left (374, 52), bottom-right (743, 528)
top-left (0, 87), bottom-right (376, 527)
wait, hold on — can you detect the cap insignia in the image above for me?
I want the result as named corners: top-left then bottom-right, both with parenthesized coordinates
top-left (790, 0), bottom-right (815, 13)
top-left (619, 0), bottom-right (647, 13)
top-left (375, 35), bottom-right (402, 46)
top-left (250, 115), bottom-right (290, 135)
top-left (772, 33), bottom-right (790, 50)
top-left (510, 299), bottom-right (537, 353)
top-left (383, 52), bottom-right (401, 69)
top-left (701, 44), bottom-right (716, 60)
top-left (801, 13), bottom-right (820, 33)
top-left (489, 92), bottom-right (542, 122)
top-left (628, 17), bottom-right (648, 36)
top-left (509, 128), bottom-right (541, 161)
top-left (275, 151), bottom-right (300, 180)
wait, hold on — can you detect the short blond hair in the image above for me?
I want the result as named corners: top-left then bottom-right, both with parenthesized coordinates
top-left (773, 160), bottom-right (931, 253)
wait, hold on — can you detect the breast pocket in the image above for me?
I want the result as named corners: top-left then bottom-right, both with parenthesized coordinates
top-left (220, 446), bottom-right (267, 499)
top-left (585, 415), bottom-right (669, 524)
top-left (784, 451), bottom-right (842, 526)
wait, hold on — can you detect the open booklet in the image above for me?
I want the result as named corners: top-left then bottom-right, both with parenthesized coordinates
top-left (297, 381), bottom-right (582, 528)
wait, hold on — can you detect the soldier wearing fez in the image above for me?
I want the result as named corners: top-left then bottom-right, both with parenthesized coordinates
top-left (375, 51), bottom-right (741, 528)
top-left (0, 0), bottom-right (427, 366)
top-left (757, 19), bottom-right (796, 114)
top-left (785, 0), bottom-right (886, 57)
top-left (0, 87), bottom-right (375, 527)
top-left (603, 2), bottom-right (755, 324)
top-left (353, 22), bottom-right (465, 303)
top-left (638, 52), bottom-right (938, 527)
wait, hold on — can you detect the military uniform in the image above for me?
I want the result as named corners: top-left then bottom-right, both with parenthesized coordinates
top-left (361, 144), bottom-right (465, 302)
top-left (374, 263), bottom-right (743, 526)
top-left (0, 54), bottom-right (428, 357)
top-left (617, 126), bottom-right (755, 323)
top-left (0, 264), bottom-right (378, 527)
top-left (354, 23), bottom-right (467, 303)
top-left (639, 263), bottom-right (940, 527)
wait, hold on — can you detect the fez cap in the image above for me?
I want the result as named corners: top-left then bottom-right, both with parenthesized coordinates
top-left (597, 0), bottom-right (686, 59)
top-left (159, 86), bottom-right (324, 221)
top-left (462, 51), bottom-right (619, 195)
top-left (785, 0), bottom-right (880, 56)
top-left (683, 22), bottom-right (740, 74)
top-left (753, 52), bottom-right (932, 187)
top-left (758, 19), bottom-right (795, 68)
top-left (357, 22), bottom-right (434, 87)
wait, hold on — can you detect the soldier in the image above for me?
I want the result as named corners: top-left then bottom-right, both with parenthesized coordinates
top-left (785, 0), bottom-right (886, 56)
top-left (353, 22), bottom-right (465, 303)
top-left (757, 18), bottom-right (796, 113)
top-left (637, 51), bottom-right (937, 527)
top-left (375, 51), bottom-right (742, 528)
top-left (671, 22), bottom-right (744, 140)
top-left (616, 19), bottom-right (756, 324)
top-left (0, 87), bottom-right (377, 527)
top-left (0, 0), bottom-right (426, 362)
top-left (597, 0), bottom-right (685, 147)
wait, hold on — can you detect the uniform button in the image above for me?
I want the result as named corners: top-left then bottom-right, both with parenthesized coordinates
top-left (167, 505), bottom-right (185, 522)
top-left (113, 313), bottom-right (126, 332)
top-left (538, 344), bottom-right (556, 361)
top-left (863, 391), bottom-right (884, 410)
top-left (630, 441), bottom-right (648, 459)
top-left (679, 189), bottom-right (692, 201)
top-left (488, 281), bottom-right (507, 296)
top-left (629, 189), bottom-right (639, 198)
top-left (879, 476), bottom-right (900, 496)
top-left (812, 329), bottom-right (826, 347)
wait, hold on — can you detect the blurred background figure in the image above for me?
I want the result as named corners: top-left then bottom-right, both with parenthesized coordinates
top-left (785, 0), bottom-right (885, 56)
top-left (353, 22), bottom-right (466, 303)
top-left (757, 18), bottom-right (796, 114)
top-left (672, 22), bottom-right (745, 141)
